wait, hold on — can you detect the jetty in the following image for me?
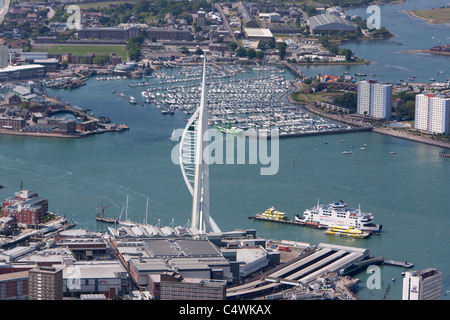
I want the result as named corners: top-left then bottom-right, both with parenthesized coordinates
top-left (384, 259), bottom-right (414, 268)
top-left (249, 215), bottom-right (327, 229)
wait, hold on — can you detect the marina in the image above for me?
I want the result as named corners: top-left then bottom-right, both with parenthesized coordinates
top-left (137, 64), bottom-right (358, 138)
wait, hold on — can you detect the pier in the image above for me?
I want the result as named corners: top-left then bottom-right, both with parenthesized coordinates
top-left (383, 259), bottom-right (414, 268)
top-left (249, 215), bottom-right (327, 229)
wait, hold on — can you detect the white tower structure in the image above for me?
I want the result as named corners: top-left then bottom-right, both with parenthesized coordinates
top-left (179, 57), bottom-right (221, 234)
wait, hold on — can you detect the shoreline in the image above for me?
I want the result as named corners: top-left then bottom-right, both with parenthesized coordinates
top-left (288, 86), bottom-right (450, 150)
top-left (403, 49), bottom-right (450, 57)
top-left (0, 0), bottom-right (10, 24)
top-left (402, 9), bottom-right (450, 25)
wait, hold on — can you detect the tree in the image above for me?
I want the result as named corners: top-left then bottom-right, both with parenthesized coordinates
top-left (277, 42), bottom-right (287, 60)
top-left (194, 47), bottom-right (203, 55)
top-left (246, 48), bottom-right (256, 59)
top-left (236, 47), bottom-right (247, 57)
top-left (256, 50), bottom-right (264, 60)
top-left (93, 55), bottom-right (110, 66)
top-left (61, 60), bottom-right (69, 69)
top-left (227, 42), bottom-right (238, 51)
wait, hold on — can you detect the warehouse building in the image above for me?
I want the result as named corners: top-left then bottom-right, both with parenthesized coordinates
top-left (307, 13), bottom-right (357, 34)
top-left (0, 64), bottom-right (45, 82)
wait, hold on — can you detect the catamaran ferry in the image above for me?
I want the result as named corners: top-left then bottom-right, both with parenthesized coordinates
top-left (295, 200), bottom-right (382, 233)
top-left (255, 207), bottom-right (289, 222)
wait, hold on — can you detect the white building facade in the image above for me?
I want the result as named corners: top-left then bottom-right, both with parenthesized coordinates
top-left (357, 80), bottom-right (392, 120)
top-left (415, 93), bottom-right (450, 135)
top-left (402, 268), bottom-right (442, 300)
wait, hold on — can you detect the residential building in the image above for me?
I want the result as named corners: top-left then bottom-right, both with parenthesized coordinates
top-left (357, 80), bottom-right (392, 120)
top-left (28, 266), bottom-right (63, 300)
top-left (2, 190), bottom-right (48, 226)
top-left (0, 45), bottom-right (8, 68)
top-left (197, 8), bottom-right (206, 27)
top-left (159, 271), bottom-right (227, 300)
top-left (0, 271), bottom-right (29, 300)
top-left (415, 93), bottom-right (450, 135)
top-left (402, 268), bottom-right (442, 300)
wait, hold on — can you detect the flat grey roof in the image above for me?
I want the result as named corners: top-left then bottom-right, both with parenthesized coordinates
top-left (308, 13), bottom-right (356, 31)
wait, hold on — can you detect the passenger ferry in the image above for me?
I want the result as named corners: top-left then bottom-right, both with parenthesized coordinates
top-left (255, 207), bottom-right (289, 221)
top-left (326, 225), bottom-right (370, 238)
top-left (295, 200), bottom-right (382, 233)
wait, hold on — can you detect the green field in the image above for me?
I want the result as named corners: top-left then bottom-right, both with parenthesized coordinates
top-left (35, 44), bottom-right (127, 60)
top-left (412, 7), bottom-right (450, 24)
top-left (76, 1), bottom-right (128, 10)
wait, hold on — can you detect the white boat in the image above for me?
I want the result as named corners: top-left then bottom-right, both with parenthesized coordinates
top-left (342, 150), bottom-right (353, 154)
top-left (129, 96), bottom-right (137, 104)
top-left (295, 200), bottom-right (382, 233)
top-left (118, 195), bottom-right (137, 227)
top-left (170, 127), bottom-right (179, 142)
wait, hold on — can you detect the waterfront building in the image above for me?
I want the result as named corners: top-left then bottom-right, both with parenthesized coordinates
top-left (307, 13), bottom-right (357, 34)
top-left (0, 64), bottom-right (45, 82)
top-left (415, 93), bottom-right (450, 135)
top-left (402, 268), bottom-right (442, 300)
top-left (357, 80), bottom-right (392, 120)
top-left (2, 190), bottom-right (48, 227)
top-left (28, 266), bottom-right (63, 300)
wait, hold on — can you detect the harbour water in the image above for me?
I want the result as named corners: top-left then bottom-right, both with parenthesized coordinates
top-left (0, 0), bottom-right (449, 300)
top-left (302, 0), bottom-right (450, 83)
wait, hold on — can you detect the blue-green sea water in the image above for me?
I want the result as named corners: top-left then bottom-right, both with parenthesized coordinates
top-left (0, 0), bottom-right (449, 300)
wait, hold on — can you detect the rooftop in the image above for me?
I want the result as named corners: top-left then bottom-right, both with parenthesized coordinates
top-left (307, 13), bottom-right (356, 30)
top-left (244, 28), bottom-right (273, 38)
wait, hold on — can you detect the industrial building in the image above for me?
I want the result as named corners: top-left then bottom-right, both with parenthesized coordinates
top-left (244, 28), bottom-right (274, 41)
top-left (307, 13), bottom-right (357, 34)
top-left (236, 1), bottom-right (258, 28)
top-left (0, 64), bottom-right (45, 82)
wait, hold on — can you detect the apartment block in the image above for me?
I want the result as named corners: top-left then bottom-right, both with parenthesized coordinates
top-left (415, 93), bottom-right (450, 135)
top-left (28, 266), bottom-right (63, 300)
top-left (357, 80), bottom-right (392, 120)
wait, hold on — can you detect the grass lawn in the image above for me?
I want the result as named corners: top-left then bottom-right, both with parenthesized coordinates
top-left (413, 7), bottom-right (450, 24)
top-left (34, 44), bottom-right (127, 60)
top-left (76, 1), bottom-right (128, 10)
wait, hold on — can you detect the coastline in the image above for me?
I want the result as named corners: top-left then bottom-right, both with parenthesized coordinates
top-left (402, 9), bottom-right (450, 24)
top-left (288, 86), bottom-right (450, 150)
top-left (403, 49), bottom-right (450, 57)
top-left (0, 0), bottom-right (10, 24)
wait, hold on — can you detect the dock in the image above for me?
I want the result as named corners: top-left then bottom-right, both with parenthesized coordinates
top-left (383, 259), bottom-right (414, 268)
top-left (249, 215), bottom-right (327, 229)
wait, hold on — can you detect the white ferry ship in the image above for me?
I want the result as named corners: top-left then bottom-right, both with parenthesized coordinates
top-left (295, 200), bottom-right (382, 233)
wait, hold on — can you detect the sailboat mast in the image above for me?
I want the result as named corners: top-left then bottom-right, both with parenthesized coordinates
top-left (145, 197), bottom-right (149, 225)
top-left (126, 194), bottom-right (129, 221)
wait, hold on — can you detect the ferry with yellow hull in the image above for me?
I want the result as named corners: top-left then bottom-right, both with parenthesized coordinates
top-left (255, 207), bottom-right (289, 221)
top-left (326, 225), bottom-right (370, 238)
